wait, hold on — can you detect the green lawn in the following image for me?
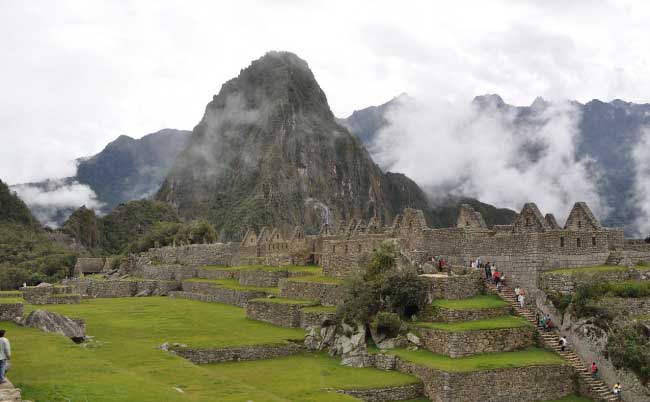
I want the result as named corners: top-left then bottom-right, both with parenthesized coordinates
top-left (0, 298), bottom-right (23, 304)
top-left (386, 347), bottom-right (566, 372)
top-left (302, 305), bottom-right (337, 313)
top-left (416, 315), bottom-right (530, 332)
top-left (251, 297), bottom-right (318, 306)
top-left (430, 294), bottom-right (508, 309)
top-left (185, 278), bottom-right (280, 294)
top-left (201, 264), bottom-right (322, 274)
top-left (0, 290), bottom-right (23, 297)
top-left (286, 275), bottom-right (344, 284)
top-left (543, 265), bottom-right (637, 275)
top-left (6, 297), bottom-right (419, 402)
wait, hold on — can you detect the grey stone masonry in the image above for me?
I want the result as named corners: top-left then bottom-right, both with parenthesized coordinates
top-left (417, 325), bottom-right (535, 358)
top-left (170, 343), bottom-right (305, 364)
top-left (239, 269), bottom-right (289, 287)
top-left (20, 285), bottom-right (81, 305)
top-left (194, 268), bottom-right (240, 280)
top-left (421, 271), bottom-right (485, 300)
top-left (300, 309), bottom-right (337, 329)
top-left (539, 267), bottom-right (647, 294)
top-left (181, 281), bottom-right (269, 307)
top-left (421, 305), bottom-right (512, 323)
top-left (395, 360), bottom-right (575, 402)
top-left (0, 303), bottom-right (23, 321)
top-left (133, 242), bottom-right (239, 267)
top-left (278, 279), bottom-right (344, 307)
top-left (62, 279), bottom-right (179, 298)
top-left (132, 264), bottom-right (196, 281)
top-left (246, 299), bottom-right (314, 328)
top-left (333, 384), bottom-right (424, 402)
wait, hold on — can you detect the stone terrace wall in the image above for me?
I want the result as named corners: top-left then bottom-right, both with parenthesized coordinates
top-left (539, 269), bottom-right (639, 294)
top-left (246, 300), bottom-right (306, 328)
top-left (181, 281), bottom-right (268, 307)
top-left (194, 268), bottom-right (240, 280)
top-left (20, 286), bottom-right (80, 305)
top-left (0, 303), bottom-right (23, 321)
top-left (300, 309), bottom-right (337, 329)
top-left (417, 326), bottom-right (535, 358)
top-left (133, 242), bottom-right (239, 268)
top-left (62, 279), bottom-right (178, 298)
top-left (598, 297), bottom-right (650, 316)
top-left (334, 384), bottom-right (423, 402)
top-left (422, 272), bottom-right (484, 300)
top-left (239, 269), bottom-right (290, 287)
top-left (423, 306), bottom-right (511, 323)
top-left (170, 343), bottom-right (304, 364)
top-left (132, 264), bottom-right (196, 281)
top-left (396, 361), bottom-right (575, 402)
top-left (278, 279), bottom-right (344, 307)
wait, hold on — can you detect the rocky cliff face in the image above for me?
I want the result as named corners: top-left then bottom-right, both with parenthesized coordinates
top-left (157, 52), bottom-right (433, 239)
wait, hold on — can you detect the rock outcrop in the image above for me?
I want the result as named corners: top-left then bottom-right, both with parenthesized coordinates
top-left (20, 310), bottom-right (86, 342)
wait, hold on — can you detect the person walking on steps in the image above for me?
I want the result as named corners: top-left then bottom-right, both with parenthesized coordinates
top-left (559, 335), bottom-right (567, 352)
top-left (613, 382), bottom-right (623, 401)
top-left (0, 329), bottom-right (11, 384)
top-left (591, 362), bottom-right (599, 379)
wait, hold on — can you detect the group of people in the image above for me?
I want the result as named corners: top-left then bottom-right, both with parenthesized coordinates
top-left (536, 313), bottom-right (554, 331)
top-left (472, 259), bottom-right (508, 290)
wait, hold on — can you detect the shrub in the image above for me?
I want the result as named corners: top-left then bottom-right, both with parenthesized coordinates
top-left (380, 271), bottom-right (428, 318)
top-left (605, 323), bottom-right (650, 384)
top-left (372, 312), bottom-right (402, 339)
top-left (367, 241), bottom-right (398, 278)
top-left (127, 220), bottom-right (217, 254)
top-left (547, 292), bottom-right (572, 315)
top-left (336, 274), bottom-right (381, 325)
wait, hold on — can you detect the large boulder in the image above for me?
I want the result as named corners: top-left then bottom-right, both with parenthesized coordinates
top-left (21, 310), bottom-right (86, 342)
top-left (329, 323), bottom-right (368, 367)
top-left (304, 325), bottom-right (337, 351)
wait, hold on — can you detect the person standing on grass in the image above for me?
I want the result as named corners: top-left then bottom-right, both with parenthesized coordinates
top-left (0, 329), bottom-right (11, 384)
top-left (613, 382), bottom-right (622, 401)
top-left (591, 362), bottom-right (599, 379)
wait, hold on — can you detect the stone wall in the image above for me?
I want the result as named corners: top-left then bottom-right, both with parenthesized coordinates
top-left (300, 309), bottom-right (337, 329)
top-left (62, 279), bottom-right (179, 298)
top-left (194, 268), bottom-right (240, 280)
top-left (131, 264), bottom-right (196, 281)
top-left (597, 297), bottom-right (650, 317)
top-left (133, 242), bottom-right (239, 268)
top-left (417, 326), bottom-right (535, 357)
top-left (239, 269), bottom-right (289, 287)
top-left (422, 306), bottom-right (511, 323)
top-left (278, 279), bottom-right (344, 306)
top-left (170, 343), bottom-right (304, 364)
top-left (422, 271), bottom-right (484, 300)
top-left (245, 300), bottom-right (308, 328)
top-left (181, 281), bottom-right (268, 307)
top-left (539, 269), bottom-right (640, 294)
top-left (334, 384), bottom-right (423, 402)
top-left (396, 360), bottom-right (575, 402)
top-left (321, 235), bottom-right (389, 278)
top-left (20, 286), bottom-right (81, 305)
top-left (0, 303), bottom-right (23, 321)
top-left (74, 257), bottom-right (109, 276)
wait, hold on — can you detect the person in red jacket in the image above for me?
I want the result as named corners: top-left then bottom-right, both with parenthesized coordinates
top-left (591, 362), bottom-right (599, 379)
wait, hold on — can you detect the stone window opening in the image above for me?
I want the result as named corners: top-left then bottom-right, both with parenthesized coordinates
top-left (577, 237), bottom-right (581, 248)
top-left (332, 245), bottom-right (336, 253)
top-left (358, 244), bottom-right (362, 253)
top-left (345, 244), bottom-right (348, 254)
top-left (592, 236), bottom-right (596, 246)
top-left (526, 217), bottom-right (531, 226)
top-left (578, 220), bottom-right (582, 229)
top-left (560, 237), bottom-right (565, 247)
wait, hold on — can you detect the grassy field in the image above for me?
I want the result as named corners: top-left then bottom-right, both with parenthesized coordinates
top-left (302, 305), bottom-right (337, 313)
top-left (0, 298), bottom-right (23, 304)
top-left (185, 278), bottom-right (280, 294)
top-left (543, 265), bottom-right (640, 275)
top-left (5, 297), bottom-right (420, 402)
top-left (286, 275), bottom-right (344, 284)
top-left (387, 347), bottom-right (566, 372)
top-left (0, 290), bottom-right (23, 297)
top-left (430, 294), bottom-right (508, 309)
top-left (200, 264), bottom-right (322, 274)
top-left (416, 315), bottom-right (530, 332)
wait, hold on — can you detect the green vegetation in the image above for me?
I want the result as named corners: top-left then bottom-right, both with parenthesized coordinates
top-left (573, 281), bottom-right (650, 320)
top-left (430, 294), bottom-right (507, 309)
top-left (126, 220), bottom-right (216, 254)
top-left (185, 278), bottom-right (280, 294)
top-left (387, 347), bottom-right (566, 372)
top-left (605, 323), bottom-right (650, 384)
top-left (372, 312), bottom-right (402, 338)
top-left (251, 297), bottom-right (318, 305)
top-left (416, 316), bottom-right (530, 332)
top-left (302, 305), bottom-right (337, 313)
top-left (0, 290), bottom-right (23, 297)
top-left (10, 297), bottom-right (417, 401)
top-left (0, 179), bottom-right (38, 226)
top-left (0, 297), bottom-right (23, 304)
top-left (287, 274), bottom-right (343, 284)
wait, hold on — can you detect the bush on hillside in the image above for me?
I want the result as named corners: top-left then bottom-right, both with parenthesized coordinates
top-left (605, 323), bottom-right (650, 384)
top-left (127, 220), bottom-right (217, 254)
top-left (372, 312), bottom-right (402, 339)
top-left (367, 241), bottom-right (398, 278)
top-left (381, 271), bottom-right (428, 318)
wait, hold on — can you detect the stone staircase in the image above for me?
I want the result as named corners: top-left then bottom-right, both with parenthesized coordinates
top-left (605, 251), bottom-right (624, 266)
top-left (486, 283), bottom-right (617, 402)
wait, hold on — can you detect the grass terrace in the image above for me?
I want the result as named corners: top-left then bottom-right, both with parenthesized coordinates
top-left (430, 294), bottom-right (508, 309)
top-left (200, 264), bottom-right (322, 274)
top-left (185, 278), bottom-right (280, 294)
top-left (543, 265), bottom-right (641, 275)
top-left (0, 298), bottom-right (24, 304)
top-left (0, 290), bottom-right (23, 297)
top-left (302, 305), bottom-right (337, 313)
top-left (286, 274), bottom-right (345, 284)
top-left (386, 347), bottom-right (566, 372)
top-left (4, 297), bottom-right (421, 401)
top-left (416, 315), bottom-right (531, 332)
top-left (251, 297), bottom-right (318, 306)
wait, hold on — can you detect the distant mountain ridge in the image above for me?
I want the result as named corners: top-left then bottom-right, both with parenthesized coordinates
top-left (339, 94), bottom-right (650, 234)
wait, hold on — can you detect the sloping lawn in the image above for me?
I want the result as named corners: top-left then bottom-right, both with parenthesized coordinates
top-left (6, 297), bottom-right (418, 402)
top-left (387, 347), bottom-right (566, 372)
top-left (430, 295), bottom-right (508, 309)
top-left (416, 316), bottom-right (530, 332)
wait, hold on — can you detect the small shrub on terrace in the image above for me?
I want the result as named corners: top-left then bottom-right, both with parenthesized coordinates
top-left (372, 312), bottom-right (402, 339)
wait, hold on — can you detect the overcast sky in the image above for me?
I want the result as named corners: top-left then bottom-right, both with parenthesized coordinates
top-left (1, 0), bottom-right (649, 185)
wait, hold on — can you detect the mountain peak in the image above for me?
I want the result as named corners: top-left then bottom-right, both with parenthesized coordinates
top-left (472, 94), bottom-right (505, 108)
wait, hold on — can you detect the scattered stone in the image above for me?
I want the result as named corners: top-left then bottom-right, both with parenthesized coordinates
top-left (20, 310), bottom-right (86, 341)
top-left (160, 342), bottom-right (169, 351)
top-left (173, 387), bottom-right (184, 393)
top-left (407, 332), bottom-right (421, 346)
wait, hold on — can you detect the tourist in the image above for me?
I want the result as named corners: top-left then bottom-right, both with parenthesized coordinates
top-left (500, 273), bottom-right (506, 287)
top-left (559, 335), bottom-right (567, 352)
top-left (545, 316), bottom-right (553, 332)
top-left (613, 382), bottom-right (622, 401)
top-left (494, 270), bottom-right (502, 291)
top-left (591, 362), bottom-right (599, 379)
top-left (484, 263), bottom-right (492, 282)
top-left (518, 292), bottom-right (525, 309)
top-left (0, 329), bottom-right (11, 384)
top-left (515, 286), bottom-right (521, 297)
top-left (471, 260), bottom-right (476, 269)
